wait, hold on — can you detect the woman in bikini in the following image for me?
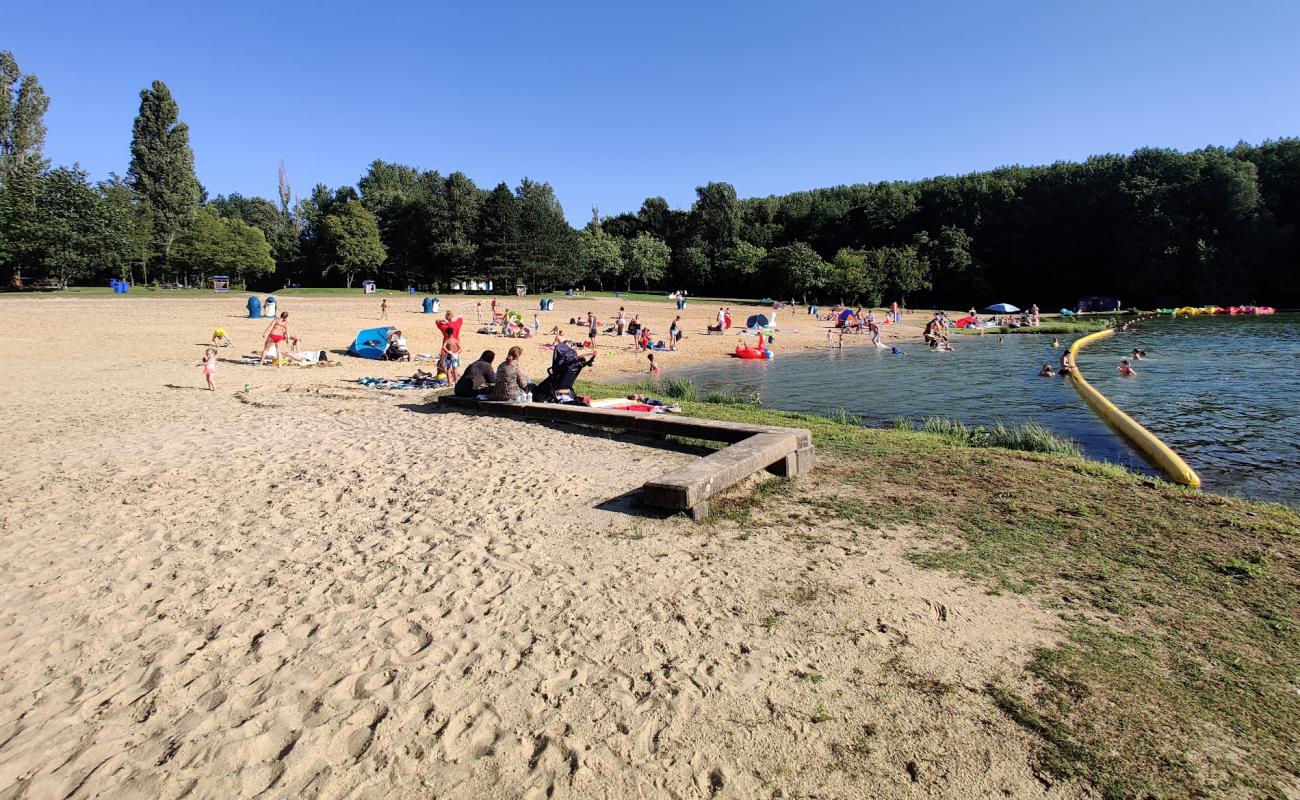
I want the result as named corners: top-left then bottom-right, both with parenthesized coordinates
top-left (260, 312), bottom-right (290, 366)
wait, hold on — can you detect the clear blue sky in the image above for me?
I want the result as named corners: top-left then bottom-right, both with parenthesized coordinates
top-left (13, 0), bottom-right (1300, 223)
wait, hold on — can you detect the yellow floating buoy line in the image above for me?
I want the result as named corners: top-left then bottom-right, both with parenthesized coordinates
top-left (1067, 329), bottom-right (1201, 488)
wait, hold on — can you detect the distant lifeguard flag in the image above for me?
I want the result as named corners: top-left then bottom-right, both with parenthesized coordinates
top-left (362, 280), bottom-right (377, 294)
top-left (212, 276), bottom-right (230, 292)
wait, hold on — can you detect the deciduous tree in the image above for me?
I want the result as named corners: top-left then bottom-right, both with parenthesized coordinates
top-left (321, 200), bottom-right (385, 288)
top-left (622, 232), bottom-right (670, 291)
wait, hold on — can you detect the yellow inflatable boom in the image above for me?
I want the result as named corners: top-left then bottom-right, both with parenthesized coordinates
top-left (1068, 329), bottom-right (1201, 488)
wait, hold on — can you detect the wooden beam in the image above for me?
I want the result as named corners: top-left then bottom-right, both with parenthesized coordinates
top-left (437, 396), bottom-right (813, 516)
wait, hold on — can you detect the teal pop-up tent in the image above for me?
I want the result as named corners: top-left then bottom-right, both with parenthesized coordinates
top-left (348, 326), bottom-right (392, 359)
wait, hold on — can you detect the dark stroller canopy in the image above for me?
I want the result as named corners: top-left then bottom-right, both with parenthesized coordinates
top-left (535, 343), bottom-right (593, 402)
top-left (746, 313), bottom-right (770, 329)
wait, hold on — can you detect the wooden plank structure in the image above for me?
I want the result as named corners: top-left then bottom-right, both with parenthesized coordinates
top-left (437, 396), bottom-right (814, 520)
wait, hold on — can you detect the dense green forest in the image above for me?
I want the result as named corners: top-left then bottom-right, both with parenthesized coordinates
top-left (2, 51), bottom-right (1297, 307)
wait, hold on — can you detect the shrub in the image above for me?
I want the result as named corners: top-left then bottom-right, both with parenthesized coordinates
top-left (898, 415), bottom-right (1082, 457)
top-left (656, 377), bottom-right (697, 401)
top-left (704, 389), bottom-right (761, 406)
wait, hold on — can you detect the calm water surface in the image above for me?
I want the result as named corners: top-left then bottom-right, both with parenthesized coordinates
top-left (678, 314), bottom-right (1300, 505)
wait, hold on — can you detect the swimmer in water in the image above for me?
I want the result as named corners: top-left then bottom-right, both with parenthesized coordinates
top-left (1118, 358), bottom-right (1136, 376)
top-left (1039, 363), bottom-right (1055, 377)
top-left (1130, 348), bottom-right (1146, 360)
top-left (1051, 338), bottom-right (1060, 348)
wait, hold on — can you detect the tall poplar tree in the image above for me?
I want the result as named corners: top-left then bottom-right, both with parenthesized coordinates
top-left (127, 81), bottom-right (200, 280)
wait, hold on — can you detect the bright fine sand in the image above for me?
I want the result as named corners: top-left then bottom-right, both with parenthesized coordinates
top-left (0, 293), bottom-right (1083, 799)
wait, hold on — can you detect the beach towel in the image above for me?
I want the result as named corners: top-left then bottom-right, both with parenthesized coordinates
top-left (358, 375), bottom-right (445, 390)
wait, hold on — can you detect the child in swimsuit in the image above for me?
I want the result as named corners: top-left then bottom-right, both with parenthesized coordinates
top-left (201, 348), bottom-right (217, 391)
top-left (212, 329), bottom-right (232, 348)
top-left (442, 336), bottom-right (462, 384)
top-left (648, 352), bottom-right (661, 380)
top-left (1118, 359), bottom-right (1136, 376)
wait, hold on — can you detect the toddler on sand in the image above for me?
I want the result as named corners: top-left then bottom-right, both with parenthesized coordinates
top-left (200, 348), bottom-right (217, 391)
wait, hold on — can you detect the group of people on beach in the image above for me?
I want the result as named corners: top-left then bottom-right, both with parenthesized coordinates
top-left (450, 347), bottom-right (531, 401)
top-left (923, 312), bottom-right (955, 350)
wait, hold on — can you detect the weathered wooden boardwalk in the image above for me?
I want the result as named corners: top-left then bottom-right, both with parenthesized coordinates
top-left (437, 396), bottom-right (814, 519)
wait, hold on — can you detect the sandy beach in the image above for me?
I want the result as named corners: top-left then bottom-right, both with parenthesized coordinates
top-left (0, 292), bottom-right (1082, 799)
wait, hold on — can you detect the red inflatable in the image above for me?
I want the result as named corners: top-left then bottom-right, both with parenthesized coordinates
top-left (734, 337), bottom-right (773, 360)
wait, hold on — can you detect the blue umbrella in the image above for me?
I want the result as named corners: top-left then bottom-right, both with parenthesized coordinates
top-left (985, 303), bottom-right (1020, 313)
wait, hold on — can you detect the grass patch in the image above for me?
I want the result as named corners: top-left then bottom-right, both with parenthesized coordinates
top-left (655, 377), bottom-right (697, 401)
top-left (703, 389), bottom-right (761, 405)
top-left (954, 319), bottom-right (1116, 336)
top-left (565, 383), bottom-right (1300, 795)
top-left (809, 437), bottom-right (1299, 795)
top-left (891, 416), bottom-right (1083, 457)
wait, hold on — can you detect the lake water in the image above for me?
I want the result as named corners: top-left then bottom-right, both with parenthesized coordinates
top-left (678, 314), bottom-right (1300, 506)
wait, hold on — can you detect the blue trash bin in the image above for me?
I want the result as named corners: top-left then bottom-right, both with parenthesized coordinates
top-left (408, 286), bottom-right (416, 296)
top-left (119, 281), bottom-right (129, 294)
top-left (263, 296), bottom-right (277, 318)
top-left (423, 297), bottom-right (434, 314)
top-left (247, 295), bottom-right (262, 318)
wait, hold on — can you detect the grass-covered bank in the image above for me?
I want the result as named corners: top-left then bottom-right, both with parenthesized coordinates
top-left (577, 380), bottom-right (1300, 797)
top-left (954, 318), bottom-right (1117, 336)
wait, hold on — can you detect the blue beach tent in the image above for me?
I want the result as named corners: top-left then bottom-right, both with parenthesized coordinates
top-left (349, 326), bottom-right (393, 359)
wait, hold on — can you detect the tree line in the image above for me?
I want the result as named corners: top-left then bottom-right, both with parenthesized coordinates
top-left (2, 50), bottom-right (1297, 307)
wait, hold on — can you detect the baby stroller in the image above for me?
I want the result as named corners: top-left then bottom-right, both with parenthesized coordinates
top-left (534, 343), bottom-right (594, 403)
